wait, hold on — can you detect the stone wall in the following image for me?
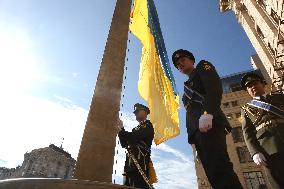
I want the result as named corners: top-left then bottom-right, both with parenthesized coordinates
top-left (0, 144), bottom-right (75, 180)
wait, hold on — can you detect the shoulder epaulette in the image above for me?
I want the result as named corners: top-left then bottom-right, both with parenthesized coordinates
top-left (196, 60), bottom-right (214, 72)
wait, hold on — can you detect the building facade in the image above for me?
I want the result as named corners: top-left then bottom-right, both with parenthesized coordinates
top-left (194, 69), bottom-right (272, 189)
top-left (219, 0), bottom-right (284, 92)
top-left (0, 144), bottom-right (75, 180)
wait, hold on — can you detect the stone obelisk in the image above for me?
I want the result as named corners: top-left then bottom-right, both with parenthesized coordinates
top-left (74, 0), bottom-right (132, 183)
top-left (0, 0), bottom-right (134, 188)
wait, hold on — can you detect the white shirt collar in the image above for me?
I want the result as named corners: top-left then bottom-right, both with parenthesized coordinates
top-left (253, 93), bottom-right (267, 100)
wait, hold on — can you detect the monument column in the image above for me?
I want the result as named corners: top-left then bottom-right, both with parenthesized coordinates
top-left (74, 0), bottom-right (132, 182)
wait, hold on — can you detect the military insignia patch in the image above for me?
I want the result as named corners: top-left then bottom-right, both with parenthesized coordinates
top-left (247, 77), bottom-right (253, 82)
top-left (203, 63), bottom-right (212, 71)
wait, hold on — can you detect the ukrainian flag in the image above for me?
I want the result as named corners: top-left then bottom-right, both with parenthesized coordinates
top-left (130, 0), bottom-right (180, 144)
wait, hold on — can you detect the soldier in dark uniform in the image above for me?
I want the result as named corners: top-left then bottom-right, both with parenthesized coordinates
top-left (117, 103), bottom-right (155, 189)
top-left (172, 49), bottom-right (243, 189)
top-left (240, 73), bottom-right (284, 189)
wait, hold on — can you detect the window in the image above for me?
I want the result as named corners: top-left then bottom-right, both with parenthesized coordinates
top-left (268, 42), bottom-right (275, 56)
top-left (227, 113), bottom-right (233, 120)
top-left (244, 171), bottom-right (267, 189)
top-left (235, 112), bottom-right (241, 119)
top-left (242, 4), bottom-right (248, 12)
top-left (230, 83), bottom-right (242, 92)
top-left (257, 0), bottom-right (266, 9)
top-left (231, 127), bottom-right (244, 143)
top-left (271, 8), bottom-right (279, 24)
top-left (223, 102), bottom-right (230, 108)
top-left (64, 166), bottom-right (70, 179)
top-left (220, 0), bottom-right (230, 12)
top-left (256, 25), bottom-right (265, 39)
top-left (249, 15), bottom-right (255, 23)
top-left (236, 146), bottom-right (253, 163)
top-left (231, 100), bottom-right (239, 107)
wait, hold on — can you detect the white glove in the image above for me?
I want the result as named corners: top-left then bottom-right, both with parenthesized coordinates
top-left (253, 153), bottom-right (267, 166)
top-left (117, 118), bottom-right (124, 132)
top-left (199, 113), bottom-right (213, 133)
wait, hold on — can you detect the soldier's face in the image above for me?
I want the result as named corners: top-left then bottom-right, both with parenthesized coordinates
top-left (246, 81), bottom-right (265, 97)
top-left (135, 110), bottom-right (147, 122)
top-left (176, 57), bottom-right (194, 74)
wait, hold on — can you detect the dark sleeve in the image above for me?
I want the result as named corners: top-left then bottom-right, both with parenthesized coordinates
top-left (196, 60), bottom-right (222, 115)
top-left (241, 108), bottom-right (263, 156)
top-left (118, 128), bottom-right (128, 148)
top-left (182, 94), bottom-right (190, 110)
top-left (118, 121), bottom-right (154, 146)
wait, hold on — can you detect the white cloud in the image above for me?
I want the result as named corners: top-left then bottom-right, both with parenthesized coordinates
top-left (0, 20), bottom-right (44, 95)
top-left (0, 159), bottom-right (7, 167)
top-left (0, 95), bottom-right (197, 188)
top-left (53, 94), bottom-right (75, 108)
top-left (152, 144), bottom-right (197, 189)
top-left (0, 17), bottom-right (70, 93)
top-left (72, 72), bottom-right (78, 78)
top-left (0, 95), bottom-right (87, 168)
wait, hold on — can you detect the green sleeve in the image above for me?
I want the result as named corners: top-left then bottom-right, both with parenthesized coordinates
top-left (241, 108), bottom-right (263, 156)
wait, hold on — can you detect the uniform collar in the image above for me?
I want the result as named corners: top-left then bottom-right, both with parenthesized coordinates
top-left (253, 93), bottom-right (267, 100)
top-left (139, 119), bottom-right (147, 125)
top-left (185, 69), bottom-right (197, 83)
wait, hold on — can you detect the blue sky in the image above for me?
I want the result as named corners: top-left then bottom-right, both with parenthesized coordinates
top-left (0, 0), bottom-right (255, 188)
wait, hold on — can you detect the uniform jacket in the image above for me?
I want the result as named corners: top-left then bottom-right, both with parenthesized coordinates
top-left (118, 120), bottom-right (154, 174)
top-left (242, 93), bottom-right (284, 156)
top-left (182, 60), bottom-right (231, 143)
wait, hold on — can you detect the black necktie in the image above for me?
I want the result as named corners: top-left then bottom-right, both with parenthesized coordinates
top-left (260, 95), bottom-right (266, 102)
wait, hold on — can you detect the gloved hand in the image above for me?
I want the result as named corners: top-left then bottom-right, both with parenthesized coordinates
top-left (117, 118), bottom-right (124, 132)
top-left (199, 113), bottom-right (213, 133)
top-left (253, 153), bottom-right (267, 166)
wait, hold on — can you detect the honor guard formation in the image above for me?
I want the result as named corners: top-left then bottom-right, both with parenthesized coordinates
top-left (117, 49), bottom-right (284, 189)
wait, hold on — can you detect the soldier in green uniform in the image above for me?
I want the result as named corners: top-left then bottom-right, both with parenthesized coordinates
top-left (241, 73), bottom-right (284, 189)
top-left (172, 49), bottom-right (243, 189)
top-left (117, 103), bottom-right (155, 189)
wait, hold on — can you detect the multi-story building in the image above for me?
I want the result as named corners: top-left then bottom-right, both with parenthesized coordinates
top-left (194, 69), bottom-right (272, 189)
top-left (219, 0), bottom-right (284, 92)
top-left (0, 144), bottom-right (75, 180)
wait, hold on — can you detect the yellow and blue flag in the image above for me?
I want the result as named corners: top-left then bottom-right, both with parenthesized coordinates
top-left (130, 0), bottom-right (180, 144)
